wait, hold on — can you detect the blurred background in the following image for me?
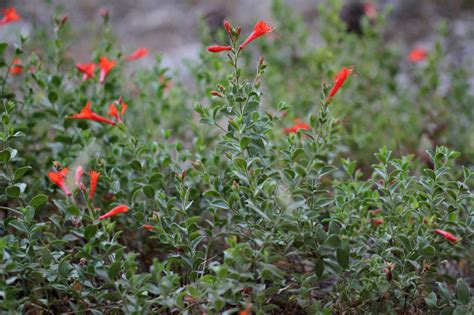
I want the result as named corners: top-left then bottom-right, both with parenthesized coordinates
top-left (3, 0), bottom-right (474, 74)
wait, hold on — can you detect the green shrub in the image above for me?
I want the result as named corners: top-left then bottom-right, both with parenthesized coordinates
top-left (0, 2), bottom-right (472, 314)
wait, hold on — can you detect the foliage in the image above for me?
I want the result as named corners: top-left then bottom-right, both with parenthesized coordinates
top-left (0, 1), bottom-right (472, 314)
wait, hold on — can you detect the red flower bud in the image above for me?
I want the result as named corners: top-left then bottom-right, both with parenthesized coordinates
top-left (371, 218), bottom-right (384, 226)
top-left (408, 48), bottom-right (428, 62)
top-left (328, 66), bottom-right (354, 99)
top-left (99, 204), bottom-right (129, 220)
top-left (207, 45), bottom-right (232, 53)
top-left (210, 90), bottom-right (223, 97)
top-left (434, 229), bottom-right (459, 243)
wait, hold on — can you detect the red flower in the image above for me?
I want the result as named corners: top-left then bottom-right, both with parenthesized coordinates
top-left (76, 63), bottom-right (95, 81)
top-left (66, 102), bottom-right (116, 125)
top-left (0, 8), bottom-right (20, 26)
top-left (372, 218), bottom-right (384, 226)
top-left (48, 168), bottom-right (72, 196)
top-left (283, 119), bottom-right (310, 134)
top-left (89, 170), bottom-right (100, 200)
top-left (434, 229), bottom-right (459, 243)
top-left (125, 48), bottom-right (149, 61)
top-left (239, 20), bottom-right (274, 50)
top-left (207, 45), bottom-right (232, 53)
top-left (328, 66), bottom-right (354, 98)
top-left (74, 166), bottom-right (84, 186)
top-left (99, 204), bottom-right (129, 220)
top-left (108, 97), bottom-right (127, 123)
top-left (408, 48), bottom-right (428, 62)
top-left (143, 224), bottom-right (154, 230)
top-left (98, 56), bottom-right (117, 83)
top-left (210, 90), bottom-right (223, 97)
top-left (224, 20), bottom-right (232, 37)
top-left (9, 58), bottom-right (22, 75)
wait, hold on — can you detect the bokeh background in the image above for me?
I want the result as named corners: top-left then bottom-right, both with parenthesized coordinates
top-left (3, 0), bottom-right (474, 79)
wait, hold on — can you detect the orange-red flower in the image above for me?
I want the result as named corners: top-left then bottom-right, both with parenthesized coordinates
top-left (66, 102), bottom-right (116, 125)
top-left (208, 45), bottom-right (232, 53)
top-left (434, 229), bottom-right (459, 243)
top-left (328, 66), bottom-right (354, 98)
top-left (239, 20), bottom-right (274, 50)
top-left (98, 56), bottom-right (116, 84)
top-left (0, 8), bottom-right (20, 26)
top-left (125, 48), bottom-right (149, 61)
top-left (9, 58), bottom-right (22, 75)
top-left (108, 97), bottom-right (127, 123)
top-left (48, 168), bottom-right (72, 196)
top-left (76, 63), bottom-right (95, 81)
top-left (283, 119), bottom-right (310, 134)
top-left (372, 218), bottom-right (384, 226)
top-left (143, 224), bottom-right (154, 230)
top-left (99, 204), bottom-right (129, 220)
top-left (408, 48), bottom-right (428, 62)
top-left (89, 170), bottom-right (100, 200)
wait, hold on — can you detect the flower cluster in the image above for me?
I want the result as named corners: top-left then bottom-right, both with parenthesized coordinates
top-left (66, 97), bottom-right (127, 126)
top-left (208, 20), bottom-right (274, 53)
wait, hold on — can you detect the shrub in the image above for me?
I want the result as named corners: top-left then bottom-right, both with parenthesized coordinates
top-left (0, 2), bottom-right (472, 314)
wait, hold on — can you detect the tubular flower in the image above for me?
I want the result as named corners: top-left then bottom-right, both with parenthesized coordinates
top-left (0, 8), bottom-right (20, 26)
top-left (88, 170), bottom-right (100, 200)
top-left (283, 119), bottom-right (310, 134)
top-left (371, 218), bottom-right (384, 226)
top-left (328, 66), bottom-right (354, 98)
top-left (108, 97), bottom-right (127, 123)
top-left (66, 102), bottom-right (116, 125)
top-left (239, 20), bottom-right (274, 50)
top-left (99, 204), bottom-right (129, 220)
top-left (9, 58), bottom-right (22, 75)
top-left (207, 45), bottom-right (232, 53)
top-left (98, 56), bottom-right (117, 83)
top-left (48, 168), bottom-right (72, 196)
top-left (74, 166), bottom-right (84, 186)
top-left (125, 48), bottom-right (149, 61)
top-left (408, 48), bottom-right (428, 62)
top-left (434, 229), bottom-right (459, 243)
top-left (143, 224), bottom-right (154, 230)
top-left (76, 63), bottom-right (95, 81)
top-left (224, 20), bottom-right (232, 37)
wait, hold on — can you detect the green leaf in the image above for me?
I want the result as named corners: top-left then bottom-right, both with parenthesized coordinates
top-left (84, 225), bottom-right (98, 241)
top-left (30, 194), bottom-right (48, 209)
top-left (455, 278), bottom-right (470, 304)
top-left (108, 261), bottom-right (121, 279)
top-left (143, 185), bottom-right (155, 198)
top-left (0, 42), bottom-right (8, 55)
top-left (315, 258), bottom-right (324, 278)
top-left (48, 90), bottom-right (59, 103)
top-left (67, 205), bottom-right (81, 216)
top-left (0, 149), bottom-right (11, 163)
top-left (336, 248), bottom-right (349, 269)
top-left (424, 292), bottom-right (438, 308)
top-left (325, 235), bottom-right (341, 248)
top-left (6, 185), bottom-right (20, 198)
top-left (14, 166), bottom-right (31, 181)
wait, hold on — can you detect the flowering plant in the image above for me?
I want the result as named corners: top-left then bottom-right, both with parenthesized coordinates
top-left (0, 2), bottom-right (472, 314)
